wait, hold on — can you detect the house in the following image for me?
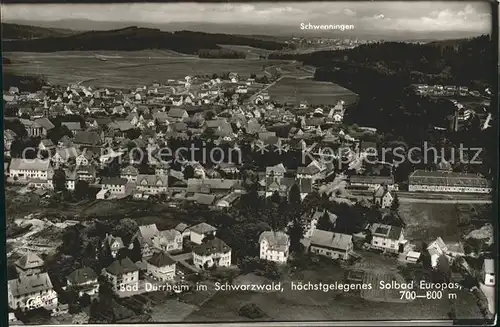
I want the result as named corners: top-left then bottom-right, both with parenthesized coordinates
top-left (482, 258), bottom-right (495, 286)
top-left (146, 252), bottom-right (177, 282)
top-left (96, 189), bottom-right (111, 200)
top-left (8, 273), bottom-right (58, 312)
top-left (101, 177), bottom-right (128, 195)
top-left (15, 252), bottom-right (44, 277)
top-left (9, 158), bottom-right (51, 182)
top-left (75, 150), bottom-right (95, 166)
top-left (47, 168), bottom-right (76, 191)
top-left (175, 223), bottom-right (191, 238)
top-left (102, 257), bottom-right (139, 291)
top-left (189, 222), bottom-right (217, 244)
top-left (405, 251), bottom-right (421, 264)
top-left (297, 160), bottom-right (327, 182)
top-left (168, 108), bottom-right (188, 120)
top-left (52, 147), bottom-right (78, 166)
top-left (20, 119), bottom-right (49, 137)
top-left (133, 224), bottom-right (160, 258)
top-left (349, 175), bottom-right (398, 191)
top-left (408, 170), bottom-right (492, 194)
top-left (4, 129), bottom-right (17, 155)
top-left (103, 234), bottom-right (125, 258)
top-left (121, 166), bottom-right (139, 183)
top-left (73, 131), bottom-right (102, 147)
top-left (193, 237), bottom-right (232, 269)
top-left (215, 191), bottom-right (241, 208)
top-left (303, 209), bottom-right (337, 239)
top-left (373, 184), bottom-right (394, 208)
top-left (310, 229), bottom-right (353, 261)
top-left (370, 223), bottom-right (407, 254)
top-left (75, 165), bottom-right (97, 182)
top-left (427, 237), bottom-right (464, 267)
top-left (152, 229), bottom-right (183, 252)
top-left (135, 174), bottom-right (168, 194)
top-left (259, 231), bottom-right (290, 264)
top-left (66, 267), bottom-right (99, 297)
top-left (61, 122), bottom-right (83, 134)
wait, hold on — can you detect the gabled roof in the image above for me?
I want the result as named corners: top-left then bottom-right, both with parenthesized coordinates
top-left (138, 224), bottom-right (159, 245)
top-left (137, 174), bottom-right (168, 187)
top-left (105, 257), bottom-right (138, 276)
top-left (8, 272), bottom-right (54, 297)
top-left (190, 222), bottom-right (217, 235)
top-left (259, 231), bottom-right (289, 252)
top-left (310, 229), bottom-right (352, 251)
top-left (193, 237), bottom-right (231, 256)
top-left (101, 177), bottom-right (128, 185)
top-left (34, 118), bottom-right (55, 131)
top-left (147, 251), bottom-right (176, 267)
top-left (175, 223), bottom-right (189, 232)
top-left (67, 266), bottom-right (98, 285)
top-left (61, 122), bottom-right (83, 131)
top-left (74, 131), bottom-right (102, 145)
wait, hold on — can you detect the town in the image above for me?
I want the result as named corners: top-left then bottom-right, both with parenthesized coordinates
top-left (4, 66), bottom-right (495, 324)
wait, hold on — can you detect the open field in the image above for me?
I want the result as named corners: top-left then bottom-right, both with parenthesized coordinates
top-left (218, 44), bottom-right (275, 58)
top-left (399, 202), bottom-right (489, 244)
top-left (4, 51), bottom-right (291, 88)
top-left (267, 76), bottom-right (358, 106)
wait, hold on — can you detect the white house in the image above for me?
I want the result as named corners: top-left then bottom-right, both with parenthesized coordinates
top-left (189, 222), bottom-right (217, 245)
top-left (120, 166), bottom-right (139, 183)
top-left (373, 184), bottom-right (394, 208)
top-left (9, 158), bottom-right (51, 182)
top-left (102, 257), bottom-right (139, 291)
top-left (370, 223), bottom-right (407, 254)
top-left (193, 237), bottom-right (231, 269)
top-left (133, 224), bottom-right (159, 258)
top-left (135, 174), bottom-right (168, 194)
top-left (146, 251), bottom-right (176, 282)
top-left (66, 267), bottom-right (99, 297)
top-left (310, 229), bottom-right (353, 261)
top-left (259, 231), bottom-right (290, 264)
top-left (152, 229), bottom-right (183, 252)
top-left (101, 177), bottom-right (128, 195)
top-left (8, 273), bottom-right (58, 312)
top-left (103, 234), bottom-right (125, 258)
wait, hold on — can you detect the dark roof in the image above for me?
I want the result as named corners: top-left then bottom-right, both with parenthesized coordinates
top-left (74, 131), bottom-right (102, 145)
top-left (67, 266), bottom-right (98, 285)
top-left (105, 257), bottom-right (138, 276)
top-left (147, 252), bottom-right (176, 267)
top-left (15, 252), bottom-right (44, 270)
top-left (193, 237), bottom-right (231, 256)
top-left (101, 177), bottom-right (128, 185)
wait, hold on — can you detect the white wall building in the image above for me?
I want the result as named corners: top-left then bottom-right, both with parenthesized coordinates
top-left (259, 231), bottom-right (290, 264)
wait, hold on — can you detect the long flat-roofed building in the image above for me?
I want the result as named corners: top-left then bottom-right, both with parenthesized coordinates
top-left (408, 170), bottom-right (492, 193)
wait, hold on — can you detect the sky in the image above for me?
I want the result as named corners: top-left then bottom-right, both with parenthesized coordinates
top-left (1, 2), bottom-right (492, 37)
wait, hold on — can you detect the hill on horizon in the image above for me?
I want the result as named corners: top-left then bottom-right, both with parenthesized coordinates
top-left (2, 24), bottom-right (291, 54)
top-left (1, 22), bottom-right (74, 39)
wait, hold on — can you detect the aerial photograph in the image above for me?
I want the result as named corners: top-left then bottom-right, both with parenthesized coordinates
top-left (1, 1), bottom-right (496, 325)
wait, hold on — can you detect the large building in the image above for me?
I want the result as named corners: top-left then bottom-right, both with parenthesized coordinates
top-left (8, 159), bottom-right (51, 182)
top-left (8, 272), bottom-right (58, 312)
top-left (309, 229), bottom-right (353, 261)
top-left (192, 237), bottom-right (231, 269)
top-left (408, 170), bottom-right (492, 193)
top-left (259, 231), bottom-right (290, 264)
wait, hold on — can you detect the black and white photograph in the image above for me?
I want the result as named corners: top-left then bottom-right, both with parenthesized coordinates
top-left (1, 1), bottom-right (497, 325)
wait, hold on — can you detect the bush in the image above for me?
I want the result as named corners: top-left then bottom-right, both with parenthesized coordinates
top-left (238, 303), bottom-right (266, 319)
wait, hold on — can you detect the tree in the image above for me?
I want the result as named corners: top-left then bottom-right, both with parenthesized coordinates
top-left (391, 193), bottom-right (400, 212)
top-left (128, 238), bottom-right (142, 263)
top-left (288, 183), bottom-right (301, 205)
top-left (419, 244), bottom-right (432, 270)
top-left (435, 254), bottom-right (451, 282)
top-left (317, 211), bottom-right (333, 231)
top-left (53, 168), bottom-right (67, 192)
top-left (183, 165), bottom-right (195, 179)
top-left (74, 180), bottom-right (90, 200)
top-left (288, 218), bottom-right (305, 253)
top-left (270, 191), bottom-right (281, 204)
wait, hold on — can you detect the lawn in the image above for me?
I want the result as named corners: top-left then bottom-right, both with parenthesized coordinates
top-left (4, 51), bottom-right (290, 88)
top-left (267, 77), bottom-right (358, 106)
top-left (398, 202), bottom-right (488, 244)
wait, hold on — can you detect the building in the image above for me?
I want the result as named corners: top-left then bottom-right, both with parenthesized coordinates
top-left (66, 267), bottom-right (99, 297)
top-left (373, 184), bottom-right (394, 208)
top-left (135, 174), bottom-right (168, 194)
top-left (215, 192), bottom-right (241, 208)
top-left (101, 177), bottom-right (128, 195)
top-left (303, 209), bottom-right (337, 239)
top-left (370, 223), bottom-right (407, 254)
top-left (102, 257), bottom-right (139, 291)
top-left (193, 237), bottom-right (232, 269)
top-left (153, 229), bottom-right (183, 252)
top-left (189, 222), bottom-right (217, 245)
top-left (8, 273), bottom-right (58, 312)
top-left (349, 175), bottom-right (398, 191)
top-left (133, 224), bottom-right (159, 258)
top-left (15, 252), bottom-right (45, 277)
top-left (146, 252), bottom-right (177, 282)
top-left (309, 229), bottom-right (353, 260)
top-left (259, 231), bottom-right (290, 264)
top-left (103, 234), bottom-right (125, 258)
top-left (175, 223), bottom-right (191, 238)
top-left (120, 166), bottom-right (139, 183)
top-left (482, 258), bottom-right (495, 286)
top-left (408, 170), bottom-right (492, 193)
top-left (9, 158), bottom-right (51, 182)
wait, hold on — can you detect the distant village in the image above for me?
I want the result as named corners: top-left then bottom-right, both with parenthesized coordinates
top-left (4, 70), bottom-right (495, 323)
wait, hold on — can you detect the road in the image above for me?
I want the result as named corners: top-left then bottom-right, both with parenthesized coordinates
top-left (398, 198), bottom-right (492, 204)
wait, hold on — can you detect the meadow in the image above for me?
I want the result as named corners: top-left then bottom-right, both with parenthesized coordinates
top-left (267, 77), bottom-right (358, 106)
top-left (4, 51), bottom-right (290, 88)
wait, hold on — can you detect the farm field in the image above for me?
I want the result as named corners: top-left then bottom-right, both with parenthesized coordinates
top-left (4, 51), bottom-right (290, 88)
top-left (267, 76), bottom-right (358, 106)
top-left (217, 44), bottom-right (275, 59)
top-left (398, 202), bottom-right (489, 244)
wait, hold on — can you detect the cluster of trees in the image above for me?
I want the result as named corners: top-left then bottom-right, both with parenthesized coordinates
top-left (4, 27), bottom-right (289, 54)
top-left (198, 49), bottom-right (246, 59)
top-left (3, 71), bottom-right (47, 92)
